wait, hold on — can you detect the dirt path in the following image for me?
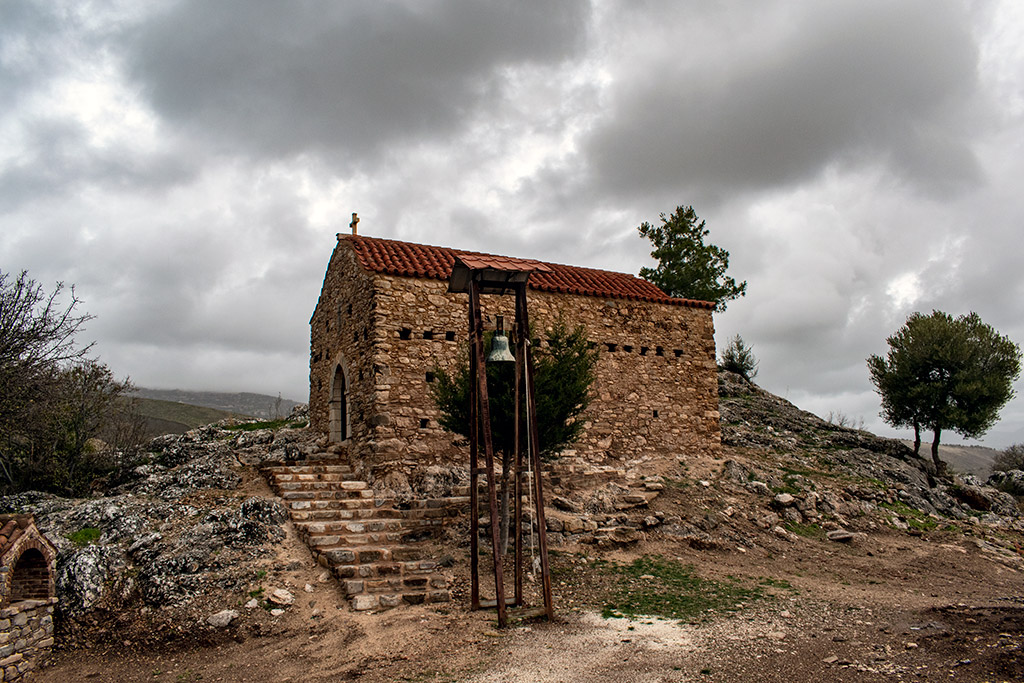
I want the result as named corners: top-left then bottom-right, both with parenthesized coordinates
top-left (36, 524), bottom-right (1024, 683)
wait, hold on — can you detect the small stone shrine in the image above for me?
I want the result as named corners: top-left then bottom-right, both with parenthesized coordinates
top-left (0, 515), bottom-right (58, 681)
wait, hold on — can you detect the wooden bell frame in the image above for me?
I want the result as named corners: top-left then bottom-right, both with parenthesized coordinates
top-left (447, 256), bottom-right (554, 627)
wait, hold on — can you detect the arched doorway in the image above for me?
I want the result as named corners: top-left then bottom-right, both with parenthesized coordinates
top-left (9, 548), bottom-right (50, 603)
top-left (329, 362), bottom-right (349, 443)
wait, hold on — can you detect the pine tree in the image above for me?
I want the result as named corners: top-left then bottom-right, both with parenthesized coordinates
top-left (638, 205), bottom-right (746, 310)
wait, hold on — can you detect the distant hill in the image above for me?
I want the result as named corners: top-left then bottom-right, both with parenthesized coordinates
top-left (130, 397), bottom-right (244, 439)
top-left (132, 388), bottom-right (303, 420)
top-left (900, 440), bottom-right (999, 478)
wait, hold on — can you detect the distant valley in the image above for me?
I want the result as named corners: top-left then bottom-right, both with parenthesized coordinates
top-left (899, 440), bottom-right (1000, 478)
top-left (132, 388), bottom-right (303, 419)
top-left (129, 389), bottom-right (304, 438)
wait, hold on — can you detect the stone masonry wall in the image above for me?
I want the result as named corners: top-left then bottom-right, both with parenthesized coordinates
top-left (309, 245), bottom-right (380, 451)
top-left (310, 240), bottom-right (720, 481)
top-left (0, 598), bottom-right (56, 682)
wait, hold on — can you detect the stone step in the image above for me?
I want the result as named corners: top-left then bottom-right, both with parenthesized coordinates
top-left (398, 507), bottom-right (461, 522)
top-left (274, 479), bottom-right (368, 492)
top-left (263, 464), bottom-right (353, 475)
top-left (296, 519), bottom-right (404, 535)
top-left (331, 559), bottom-right (440, 579)
top-left (316, 545), bottom-right (426, 565)
top-left (286, 500), bottom-right (380, 516)
top-left (288, 507), bottom-right (405, 521)
top-left (269, 472), bottom-right (361, 484)
top-left (304, 530), bottom-right (408, 547)
top-left (279, 488), bottom-right (375, 501)
top-left (260, 459), bottom-right (453, 611)
top-left (352, 589), bottom-right (450, 611)
top-left (395, 496), bottom-right (470, 510)
top-left (342, 574), bottom-right (449, 596)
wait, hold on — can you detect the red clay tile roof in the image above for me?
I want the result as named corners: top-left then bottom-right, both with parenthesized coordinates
top-left (341, 234), bottom-right (714, 309)
top-left (453, 254), bottom-right (552, 273)
top-left (0, 515), bottom-right (35, 560)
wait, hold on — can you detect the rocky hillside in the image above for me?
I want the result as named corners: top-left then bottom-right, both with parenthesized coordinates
top-left (4, 372), bottom-right (1023, 657)
top-left (716, 370), bottom-right (1023, 527)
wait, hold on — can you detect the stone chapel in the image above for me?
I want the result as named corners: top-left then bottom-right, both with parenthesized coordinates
top-left (309, 229), bottom-right (721, 479)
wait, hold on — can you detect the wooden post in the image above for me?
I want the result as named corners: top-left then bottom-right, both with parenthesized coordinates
top-left (515, 282), bottom-right (554, 619)
top-left (513, 323), bottom-right (524, 607)
top-left (470, 281), bottom-right (507, 627)
top-left (468, 284), bottom-right (480, 610)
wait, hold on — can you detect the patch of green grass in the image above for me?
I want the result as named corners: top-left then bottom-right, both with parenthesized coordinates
top-left (68, 527), bottom-right (102, 547)
top-left (600, 555), bottom-right (769, 623)
top-left (758, 577), bottom-right (795, 590)
top-left (771, 481), bottom-right (801, 496)
top-left (878, 501), bottom-right (939, 531)
top-left (225, 418), bottom-right (307, 432)
top-left (783, 521), bottom-right (824, 538)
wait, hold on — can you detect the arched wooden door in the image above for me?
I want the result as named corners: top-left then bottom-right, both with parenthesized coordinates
top-left (329, 363), bottom-right (349, 442)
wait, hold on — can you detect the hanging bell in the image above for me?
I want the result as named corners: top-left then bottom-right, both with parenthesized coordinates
top-left (486, 315), bottom-right (516, 363)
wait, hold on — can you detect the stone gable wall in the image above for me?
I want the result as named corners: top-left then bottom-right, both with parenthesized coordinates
top-left (309, 245), bottom-right (380, 450)
top-left (310, 240), bottom-right (721, 479)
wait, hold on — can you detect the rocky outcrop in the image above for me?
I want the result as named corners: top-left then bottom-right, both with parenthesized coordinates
top-left (716, 370), bottom-right (1022, 540)
top-left (988, 469), bottom-right (1024, 496)
top-left (719, 370), bottom-right (917, 461)
top-left (0, 420), bottom-right (305, 644)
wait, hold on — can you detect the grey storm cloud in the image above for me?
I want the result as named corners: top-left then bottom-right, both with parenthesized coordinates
top-left (0, 2), bottom-right (65, 110)
top-left (124, 0), bottom-right (591, 165)
top-left (583, 0), bottom-right (982, 200)
top-left (2, 0), bottom-right (1023, 447)
top-left (0, 115), bottom-right (196, 213)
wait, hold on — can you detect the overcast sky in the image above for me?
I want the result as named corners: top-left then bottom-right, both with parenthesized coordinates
top-left (3, 0), bottom-right (1023, 448)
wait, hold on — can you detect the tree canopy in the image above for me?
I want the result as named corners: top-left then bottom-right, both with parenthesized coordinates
top-left (719, 334), bottom-right (759, 380)
top-left (0, 269), bottom-right (141, 494)
top-left (637, 205), bottom-right (746, 311)
top-left (992, 443), bottom-right (1024, 473)
top-left (867, 310), bottom-right (1021, 471)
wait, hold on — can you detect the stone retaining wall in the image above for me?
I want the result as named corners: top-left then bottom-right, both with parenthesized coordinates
top-left (0, 598), bottom-right (56, 681)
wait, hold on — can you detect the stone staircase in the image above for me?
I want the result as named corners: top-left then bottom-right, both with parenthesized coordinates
top-left (262, 460), bottom-right (454, 610)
